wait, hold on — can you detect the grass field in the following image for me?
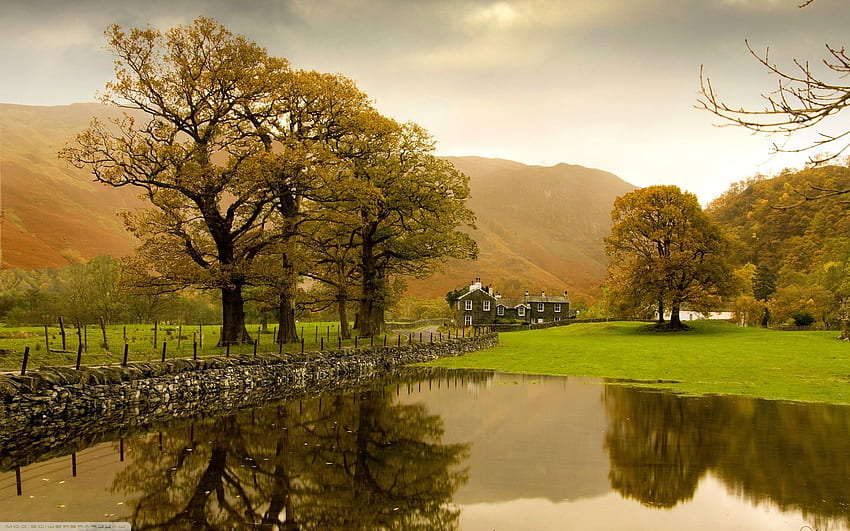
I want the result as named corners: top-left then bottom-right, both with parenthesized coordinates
top-left (0, 321), bottom-right (431, 371)
top-left (425, 320), bottom-right (850, 405)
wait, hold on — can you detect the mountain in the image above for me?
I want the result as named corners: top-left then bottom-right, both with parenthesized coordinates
top-left (0, 104), bottom-right (636, 299)
top-left (405, 156), bottom-right (636, 299)
top-left (0, 103), bottom-right (142, 269)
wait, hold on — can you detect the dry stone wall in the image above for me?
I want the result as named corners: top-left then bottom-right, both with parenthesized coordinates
top-left (0, 334), bottom-right (498, 468)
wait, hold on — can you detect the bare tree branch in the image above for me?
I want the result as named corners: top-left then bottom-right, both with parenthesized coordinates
top-left (698, 39), bottom-right (850, 166)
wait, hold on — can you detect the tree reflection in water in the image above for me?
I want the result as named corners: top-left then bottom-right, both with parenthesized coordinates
top-left (112, 385), bottom-right (469, 530)
top-left (604, 385), bottom-right (850, 528)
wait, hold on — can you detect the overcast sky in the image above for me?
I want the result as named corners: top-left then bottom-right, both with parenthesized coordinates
top-left (2, 0), bottom-right (849, 203)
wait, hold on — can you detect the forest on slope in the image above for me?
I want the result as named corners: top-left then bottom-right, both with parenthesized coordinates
top-left (707, 164), bottom-right (850, 326)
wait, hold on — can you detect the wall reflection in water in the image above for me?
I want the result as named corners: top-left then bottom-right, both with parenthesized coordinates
top-left (604, 385), bottom-right (850, 528)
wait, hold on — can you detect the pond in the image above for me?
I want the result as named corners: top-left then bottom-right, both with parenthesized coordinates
top-left (1, 369), bottom-right (849, 530)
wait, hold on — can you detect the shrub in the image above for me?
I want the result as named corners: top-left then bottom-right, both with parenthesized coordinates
top-left (791, 311), bottom-right (815, 327)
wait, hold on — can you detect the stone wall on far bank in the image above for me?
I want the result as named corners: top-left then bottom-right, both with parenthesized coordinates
top-left (0, 333), bottom-right (498, 469)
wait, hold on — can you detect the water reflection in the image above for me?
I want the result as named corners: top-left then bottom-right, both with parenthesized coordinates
top-left (604, 385), bottom-right (850, 528)
top-left (1, 370), bottom-right (850, 529)
top-left (111, 385), bottom-right (470, 529)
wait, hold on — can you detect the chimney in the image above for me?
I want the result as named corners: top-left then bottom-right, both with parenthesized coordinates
top-left (564, 290), bottom-right (569, 300)
top-left (541, 290), bottom-right (546, 298)
top-left (470, 278), bottom-right (483, 292)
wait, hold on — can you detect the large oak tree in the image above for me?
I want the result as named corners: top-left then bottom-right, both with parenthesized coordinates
top-left (604, 185), bottom-right (733, 329)
top-left (61, 18), bottom-right (289, 344)
top-left (349, 122), bottom-right (478, 336)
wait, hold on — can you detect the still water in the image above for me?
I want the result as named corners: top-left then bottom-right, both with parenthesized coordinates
top-left (1, 369), bottom-right (849, 530)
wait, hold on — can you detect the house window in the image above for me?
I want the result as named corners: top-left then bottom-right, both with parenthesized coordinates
top-left (555, 316), bottom-right (561, 322)
top-left (464, 315), bottom-right (473, 326)
top-left (554, 303), bottom-right (561, 313)
top-left (538, 302), bottom-right (545, 312)
top-left (518, 306), bottom-right (526, 317)
top-left (497, 305), bottom-right (505, 316)
top-left (465, 300), bottom-right (473, 311)
top-left (483, 300), bottom-right (491, 311)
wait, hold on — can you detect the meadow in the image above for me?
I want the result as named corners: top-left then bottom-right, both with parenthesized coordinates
top-left (426, 320), bottom-right (850, 405)
top-left (0, 321), bottom-right (434, 371)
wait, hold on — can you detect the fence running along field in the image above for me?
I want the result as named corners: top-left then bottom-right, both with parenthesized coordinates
top-left (0, 320), bottom-right (493, 373)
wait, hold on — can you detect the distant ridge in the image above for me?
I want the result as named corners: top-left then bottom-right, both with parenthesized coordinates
top-left (0, 104), bottom-right (636, 299)
top-left (404, 156), bottom-right (636, 299)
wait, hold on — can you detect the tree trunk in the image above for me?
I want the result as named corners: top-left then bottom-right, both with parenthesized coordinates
top-left (277, 292), bottom-right (299, 344)
top-left (221, 286), bottom-right (250, 345)
top-left (357, 285), bottom-right (385, 337)
top-left (668, 300), bottom-right (685, 330)
top-left (277, 237), bottom-right (300, 344)
top-left (338, 294), bottom-right (351, 340)
top-left (657, 297), bottom-right (665, 323)
top-left (357, 233), bottom-right (385, 337)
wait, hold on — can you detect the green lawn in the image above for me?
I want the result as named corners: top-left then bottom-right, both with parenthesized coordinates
top-left (426, 320), bottom-right (850, 404)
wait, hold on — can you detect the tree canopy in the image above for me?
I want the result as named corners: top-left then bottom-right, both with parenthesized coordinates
top-left (707, 164), bottom-right (850, 328)
top-left (604, 185), bottom-right (734, 329)
top-left (60, 18), bottom-right (477, 340)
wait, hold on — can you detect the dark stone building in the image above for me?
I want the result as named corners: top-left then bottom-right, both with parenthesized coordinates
top-left (454, 278), bottom-right (571, 326)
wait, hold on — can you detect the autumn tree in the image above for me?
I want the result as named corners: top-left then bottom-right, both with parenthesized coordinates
top-left (604, 185), bottom-right (734, 330)
top-left (61, 18), bottom-right (291, 344)
top-left (260, 71), bottom-right (381, 343)
top-left (300, 208), bottom-right (362, 339)
top-left (346, 122), bottom-right (478, 336)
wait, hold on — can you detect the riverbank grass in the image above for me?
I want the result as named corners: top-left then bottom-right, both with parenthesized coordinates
top-left (426, 321), bottom-right (850, 404)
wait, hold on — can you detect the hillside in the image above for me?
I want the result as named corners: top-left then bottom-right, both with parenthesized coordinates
top-left (0, 103), bottom-right (142, 269)
top-left (707, 165), bottom-right (850, 275)
top-left (0, 104), bottom-right (636, 299)
top-left (406, 156), bottom-right (636, 298)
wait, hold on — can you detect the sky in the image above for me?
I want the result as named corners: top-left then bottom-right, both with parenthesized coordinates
top-left (2, 0), bottom-right (850, 204)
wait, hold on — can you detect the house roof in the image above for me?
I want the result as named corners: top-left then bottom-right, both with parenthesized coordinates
top-left (456, 287), bottom-right (498, 301)
top-left (496, 298), bottom-right (530, 309)
top-left (527, 295), bottom-right (569, 304)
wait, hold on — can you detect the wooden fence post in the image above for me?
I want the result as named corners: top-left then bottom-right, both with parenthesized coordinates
top-left (43, 324), bottom-right (49, 352)
top-left (161, 341), bottom-right (167, 362)
top-left (75, 343), bottom-right (83, 370)
top-left (58, 317), bottom-right (67, 351)
top-left (122, 343), bottom-right (129, 367)
top-left (20, 346), bottom-right (30, 376)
